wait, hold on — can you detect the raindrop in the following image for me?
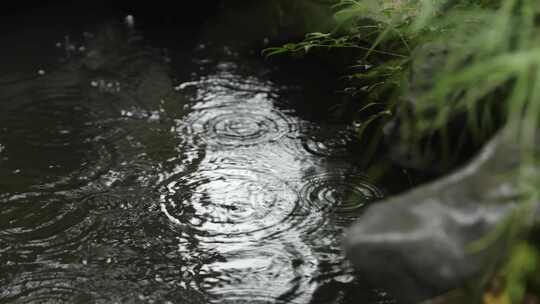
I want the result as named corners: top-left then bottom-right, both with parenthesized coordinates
top-left (125, 15), bottom-right (135, 28)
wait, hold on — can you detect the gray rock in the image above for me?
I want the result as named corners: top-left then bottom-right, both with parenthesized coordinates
top-left (344, 127), bottom-right (532, 303)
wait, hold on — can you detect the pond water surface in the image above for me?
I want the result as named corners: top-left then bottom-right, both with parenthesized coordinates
top-left (0, 9), bottom-right (406, 304)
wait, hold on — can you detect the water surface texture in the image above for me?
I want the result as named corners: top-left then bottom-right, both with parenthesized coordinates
top-left (0, 16), bottom-right (401, 304)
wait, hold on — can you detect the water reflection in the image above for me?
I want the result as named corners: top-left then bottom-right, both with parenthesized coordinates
top-left (162, 44), bottom-right (391, 303)
top-left (0, 21), bottom-right (395, 304)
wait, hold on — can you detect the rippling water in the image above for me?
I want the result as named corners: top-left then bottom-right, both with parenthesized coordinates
top-left (0, 14), bottom-right (402, 304)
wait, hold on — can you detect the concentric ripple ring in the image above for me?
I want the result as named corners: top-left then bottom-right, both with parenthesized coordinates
top-left (181, 106), bottom-right (295, 148)
top-left (300, 172), bottom-right (384, 214)
top-left (158, 168), bottom-right (299, 242)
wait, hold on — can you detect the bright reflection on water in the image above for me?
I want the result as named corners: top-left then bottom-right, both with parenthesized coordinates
top-left (0, 22), bottom-right (398, 304)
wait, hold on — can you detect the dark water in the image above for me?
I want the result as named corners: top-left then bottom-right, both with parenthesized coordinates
top-left (0, 8), bottom-right (406, 303)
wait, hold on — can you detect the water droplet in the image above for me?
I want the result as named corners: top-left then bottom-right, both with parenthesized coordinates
top-left (125, 15), bottom-right (135, 28)
top-left (37, 69), bottom-right (46, 76)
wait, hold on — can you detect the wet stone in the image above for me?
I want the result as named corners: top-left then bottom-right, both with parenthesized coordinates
top-left (344, 127), bottom-right (530, 303)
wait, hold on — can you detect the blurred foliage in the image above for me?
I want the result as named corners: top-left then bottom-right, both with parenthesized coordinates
top-left (266, 0), bottom-right (540, 302)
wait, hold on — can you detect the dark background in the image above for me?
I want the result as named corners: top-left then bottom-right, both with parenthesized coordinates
top-left (1, 1), bottom-right (225, 32)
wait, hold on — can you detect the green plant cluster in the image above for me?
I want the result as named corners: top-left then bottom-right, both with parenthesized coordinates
top-left (266, 0), bottom-right (540, 302)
